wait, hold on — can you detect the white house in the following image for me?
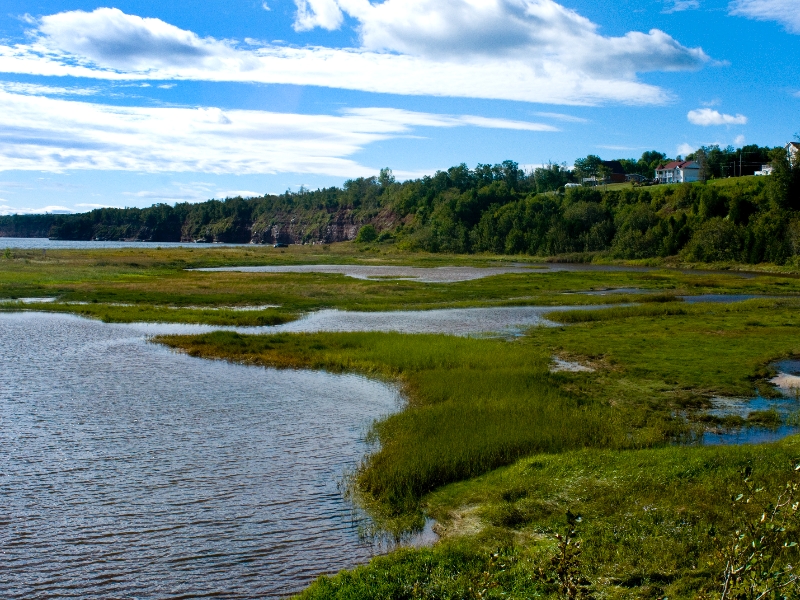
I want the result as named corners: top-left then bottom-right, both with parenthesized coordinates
top-left (787, 142), bottom-right (800, 167)
top-left (755, 164), bottom-right (774, 176)
top-left (654, 160), bottom-right (702, 184)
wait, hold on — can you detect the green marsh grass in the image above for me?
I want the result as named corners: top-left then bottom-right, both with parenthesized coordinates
top-left (158, 331), bottom-right (685, 515)
top-left (160, 299), bottom-right (800, 520)
top-left (2, 246), bottom-right (800, 324)
top-left (300, 440), bottom-right (800, 598)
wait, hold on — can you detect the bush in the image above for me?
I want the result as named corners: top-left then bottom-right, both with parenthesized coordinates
top-left (683, 218), bottom-right (744, 263)
top-left (355, 224), bottom-right (378, 243)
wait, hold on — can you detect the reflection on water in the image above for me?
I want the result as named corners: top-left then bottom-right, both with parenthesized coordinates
top-left (0, 312), bottom-right (401, 599)
top-left (273, 306), bottom-right (573, 336)
top-left (196, 261), bottom-right (761, 279)
top-left (701, 370), bottom-right (800, 446)
top-left (194, 264), bottom-right (537, 283)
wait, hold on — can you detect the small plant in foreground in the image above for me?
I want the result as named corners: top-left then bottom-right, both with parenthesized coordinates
top-left (714, 464), bottom-right (800, 600)
top-left (3, 247), bottom-right (11, 259)
top-left (544, 510), bottom-right (592, 599)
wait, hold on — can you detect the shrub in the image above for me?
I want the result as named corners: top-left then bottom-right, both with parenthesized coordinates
top-left (355, 224), bottom-right (378, 243)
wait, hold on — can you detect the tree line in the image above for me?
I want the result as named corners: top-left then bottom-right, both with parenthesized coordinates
top-left (2, 143), bottom-right (798, 265)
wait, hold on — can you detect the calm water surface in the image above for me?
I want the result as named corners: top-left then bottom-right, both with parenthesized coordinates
top-left (0, 312), bottom-right (401, 599)
top-left (0, 237), bottom-right (250, 250)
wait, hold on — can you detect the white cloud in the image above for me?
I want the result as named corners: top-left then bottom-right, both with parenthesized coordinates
top-left (687, 108), bottom-right (748, 125)
top-left (294, 0), bottom-right (344, 31)
top-left (262, 1), bottom-right (271, 10)
top-left (336, 0), bottom-right (709, 76)
top-left (0, 6), bottom-right (710, 106)
top-left (0, 90), bottom-right (557, 176)
top-left (734, 134), bottom-right (746, 145)
top-left (0, 81), bottom-right (98, 96)
top-left (37, 8), bottom-right (240, 71)
top-left (663, 0), bottom-right (700, 13)
top-left (0, 204), bottom-right (72, 215)
top-left (534, 112), bottom-right (589, 123)
top-left (729, 0), bottom-right (800, 34)
top-left (677, 142), bottom-right (696, 156)
top-left (75, 202), bottom-right (118, 208)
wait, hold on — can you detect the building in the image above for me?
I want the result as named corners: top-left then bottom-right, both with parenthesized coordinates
top-left (625, 173), bottom-right (648, 183)
top-left (601, 160), bottom-right (627, 183)
top-left (754, 164), bottom-right (774, 176)
top-left (787, 142), bottom-right (800, 167)
top-left (654, 160), bottom-right (702, 184)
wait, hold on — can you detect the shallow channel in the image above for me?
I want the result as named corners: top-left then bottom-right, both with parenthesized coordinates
top-left (0, 312), bottom-right (402, 599)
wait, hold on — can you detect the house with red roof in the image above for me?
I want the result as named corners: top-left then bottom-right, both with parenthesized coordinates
top-left (654, 160), bottom-right (701, 184)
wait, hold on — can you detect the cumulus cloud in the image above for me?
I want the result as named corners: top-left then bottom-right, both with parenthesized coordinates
top-left (294, 0), bottom-right (344, 30)
top-left (676, 142), bottom-right (696, 156)
top-left (329, 0), bottom-right (709, 76)
top-left (0, 5), bottom-right (710, 106)
top-left (0, 90), bottom-right (556, 176)
top-left (36, 8), bottom-right (240, 71)
top-left (729, 0), bottom-right (800, 34)
top-left (687, 108), bottom-right (747, 125)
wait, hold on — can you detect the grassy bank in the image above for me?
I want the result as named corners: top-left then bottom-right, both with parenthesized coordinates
top-left (299, 441), bottom-right (800, 599)
top-left (158, 300), bottom-right (800, 514)
top-left (154, 297), bottom-right (800, 597)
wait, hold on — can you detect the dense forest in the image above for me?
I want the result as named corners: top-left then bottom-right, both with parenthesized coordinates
top-left (2, 144), bottom-right (798, 265)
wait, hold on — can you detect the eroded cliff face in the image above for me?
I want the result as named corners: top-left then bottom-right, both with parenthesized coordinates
top-left (7, 200), bottom-right (401, 243)
top-left (185, 207), bottom-right (399, 245)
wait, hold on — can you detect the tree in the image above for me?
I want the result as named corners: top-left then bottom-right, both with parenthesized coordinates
top-left (378, 168), bottom-right (395, 188)
top-left (574, 155), bottom-right (603, 182)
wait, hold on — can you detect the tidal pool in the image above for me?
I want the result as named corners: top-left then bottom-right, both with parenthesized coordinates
top-left (193, 263), bottom-right (538, 283)
top-left (0, 312), bottom-right (402, 599)
top-left (701, 359), bottom-right (800, 445)
top-left (194, 261), bottom-right (761, 280)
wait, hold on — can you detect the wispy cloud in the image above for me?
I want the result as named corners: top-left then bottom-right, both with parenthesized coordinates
top-left (0, 81), bottom-right (98, 96)
top-left (534, 112), bottom-right (590, 123)
top-left (74, 202), bottom-right (118, 208)
top-left (0, 90), bottom-right (556, 176)
top-left (729, 0), bottom-right (800, 34)
top-left (687, 108), bottom-right (747, 125)
top-left (0, 6), bottom-right (711, 106)
top-left (663, 0), bottom-right (700, 13)
top-left (677, 143), bottom-right (696, 156)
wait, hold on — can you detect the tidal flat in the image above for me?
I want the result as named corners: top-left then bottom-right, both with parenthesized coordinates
top-left (3, 245), bottom-right (800, 598)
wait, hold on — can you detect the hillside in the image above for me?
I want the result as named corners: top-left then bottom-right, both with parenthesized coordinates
top-left (2, 153), bottom-right (799, 265)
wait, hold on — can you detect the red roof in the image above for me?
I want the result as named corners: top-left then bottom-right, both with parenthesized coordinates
top-left (656, 160), bottom-right (699, 170)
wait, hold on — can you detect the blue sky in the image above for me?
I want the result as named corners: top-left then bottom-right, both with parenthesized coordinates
top-left (0, 0), bottom-right (797, 214)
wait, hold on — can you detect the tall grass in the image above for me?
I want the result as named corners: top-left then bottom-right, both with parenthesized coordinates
top-left (551, 303), bottom-right (688, 323)
top-left (159, 331), bottom-right (681, 513)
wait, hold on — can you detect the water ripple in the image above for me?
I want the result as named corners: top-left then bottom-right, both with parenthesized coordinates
top-left (0, 312), bottom-right (401, 599)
